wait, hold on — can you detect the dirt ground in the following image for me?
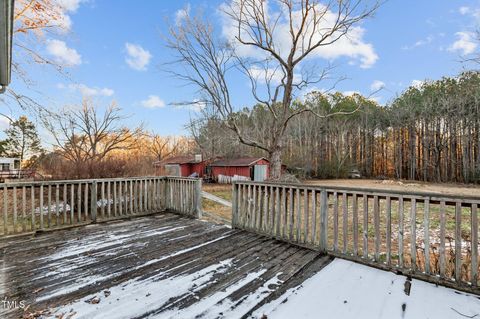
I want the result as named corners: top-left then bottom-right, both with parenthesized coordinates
top-left (304, 179), bottom-right (480, 197)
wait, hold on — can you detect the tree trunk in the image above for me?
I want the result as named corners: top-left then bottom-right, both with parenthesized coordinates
top-left (269, 147), bottom-right (283, 179)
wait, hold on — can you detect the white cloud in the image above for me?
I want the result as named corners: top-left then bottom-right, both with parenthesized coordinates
top-left (141, 95), bottom-right (165, 108)
top-left (459, 6), bottom-right (470, 15)
top-left (448, 32), bottom-right (478, 55)
top-left (175, 4), bottom-right (190, 25)
top-left (125, 43), bottom-right (152, 71)
top-left (61, 83), bottom-right (115, 97)
top-left (46, 39), bottom-right (82, 66)
top-left (0, 117), bottom-right (10, 130)
top-left (402, 35), bottom-right (434, 50)
top-left (56, 0), bottom-right (84, 12)
top-left (411, 80), bottom-right (424, 88)
top-left (370, 80), bottom-right (385, 91)
top-left (220, 2), bottom-right (378, 68)
top-left (343, 90), bottom-right (360, 97)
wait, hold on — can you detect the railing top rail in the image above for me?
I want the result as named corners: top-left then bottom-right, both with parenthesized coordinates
top-left (233, 180), bottom-right (480, 203)
top-left (0, 176), bottom-right (167, 188)
top-left (0, 175), bottom-right (201, 188)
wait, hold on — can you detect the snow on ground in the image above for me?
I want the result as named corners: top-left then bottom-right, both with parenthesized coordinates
top-left (253, 259), bottom-right (480, 319)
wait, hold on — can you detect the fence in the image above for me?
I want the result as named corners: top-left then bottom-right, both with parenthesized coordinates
top-left (232, 181), bottom-right (480, 293)
top-left (0, 176), bottom-right (202, 237)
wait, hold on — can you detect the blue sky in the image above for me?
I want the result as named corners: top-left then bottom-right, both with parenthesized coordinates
top-left (3, 0), bottom-right (480, 138)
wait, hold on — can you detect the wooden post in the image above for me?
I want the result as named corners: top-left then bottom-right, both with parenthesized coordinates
top-left (91, 181), bottom-right (97, 222)
top-left (194, 178), bottom-right (202, 218)
top-left (232, 182), bottom-right (238, 227)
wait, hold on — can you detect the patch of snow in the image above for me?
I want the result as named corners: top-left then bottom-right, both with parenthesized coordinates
top-left (253, 259), bottom-right (480, 319)
top-left (159, 269), bottom-right (269, 319)
top-left (49, 258), bottom-right (237, 319)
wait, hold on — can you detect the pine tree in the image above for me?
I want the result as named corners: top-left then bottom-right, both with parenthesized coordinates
top-left (4, 116), bottom-right (43, 167)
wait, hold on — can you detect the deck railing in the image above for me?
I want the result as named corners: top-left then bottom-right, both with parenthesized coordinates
top-left (232, 181), bottom-right (480, 293)
top-left (0, 176), bottom-right (202, 237)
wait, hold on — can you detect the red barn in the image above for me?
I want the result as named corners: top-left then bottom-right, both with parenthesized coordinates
top-left (153, 155), bottom-right (208, 177)
top-left (210, 157), bottom-right (270, 182)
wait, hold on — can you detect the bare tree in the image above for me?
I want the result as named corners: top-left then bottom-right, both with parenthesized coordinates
top-left (150, 134), bottom-right (183, 161)
top-left (166, 0), bottom-right (380, 178)
top-left (44, 98), bottom-right (143, 174)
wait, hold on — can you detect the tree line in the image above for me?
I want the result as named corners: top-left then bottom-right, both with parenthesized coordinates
top-left (192, 71), bottom-right (480, 184)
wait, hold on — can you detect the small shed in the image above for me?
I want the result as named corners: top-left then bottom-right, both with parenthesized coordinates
top-left (210, 157), bottom-right (270, 182)
top-left (153, 155), bottom-right (207, 177)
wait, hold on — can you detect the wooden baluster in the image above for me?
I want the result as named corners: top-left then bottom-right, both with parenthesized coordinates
top-left (289, 187), bottom-right (294, 241)
top-left (342, 193), bottom-right (348, 254)
top-left (319, 190), bottom-right (328, 253)
top-left (471, 203), bottom-right (478, 287)
top-left (63, 184), bottom-right (68, 224)
top-left (363, 194), bottom-right (368, 259)
top-left (3, 185), bottom-right (8, 235)
top-left (70, 184), bottom-right (74, 224)
top-left (303, 188), bottom-right (309, 243)
top-left (386, 196), bottom-right (392, 266)
top-left (439, 200), bottom-right (446, 278)
top-left (13, 186), bottom-right (17, 232)
top-left (22, 186), bottom-right (26, 232)
top-left (312, 190), bottom-right (317, 245)
top-left (40, 185), bottom-right (44, 229)
top-left (84, 183), bottom-right (89, 220)
top-left (77, 183), bottom-right (82, 222)
top-left (424, 199), bottom-right (430, 274)
top-left (374, 195), bottom-right (380, 261)
top-left (296, 188), bottom-right (301, 241)
top-left (353, 194), bottom-right (358, 256)
top-left (455, 201), bottom-right (462, 283)
top-left (55, 184), bottom-right (60, 225)
top-left (47, 185), bottom-right (52, 228)
top-left (399, 196), bottom-right (404, 268)
top-left (101, 182), bottom-right (105, 218)
top-left (31, 186), bottom-right (35, 231)
top-left (411, 198), bottom-right (417, 272)
top-left (334, 192), bottom-right (339, 251)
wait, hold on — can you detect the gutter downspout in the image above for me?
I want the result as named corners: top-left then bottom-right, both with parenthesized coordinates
top-left (0, 0), bottom-right (15, 93)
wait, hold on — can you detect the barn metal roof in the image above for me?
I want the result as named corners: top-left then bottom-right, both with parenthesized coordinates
top-left (210, 157), bottom-right (268, 167)
top-left (153, 156), bottom-right (199, 166)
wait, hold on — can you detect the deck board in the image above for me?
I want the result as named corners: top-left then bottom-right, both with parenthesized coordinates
top-left (0, 212), bottom-right (332, 318)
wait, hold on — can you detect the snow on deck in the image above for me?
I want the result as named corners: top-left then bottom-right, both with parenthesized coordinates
top-left (0, 213), bottom-right (327, 319)
top-left (253, 258), bottom-right (480, 319)
top-left (1, 212), bottom-right (479, 319)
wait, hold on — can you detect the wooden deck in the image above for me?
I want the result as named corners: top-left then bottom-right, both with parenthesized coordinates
top-left (0, 212), bottom-right (332, 318)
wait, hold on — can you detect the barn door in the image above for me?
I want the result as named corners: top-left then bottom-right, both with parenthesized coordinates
top-left (253, 165), bottom-right (268, 181)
